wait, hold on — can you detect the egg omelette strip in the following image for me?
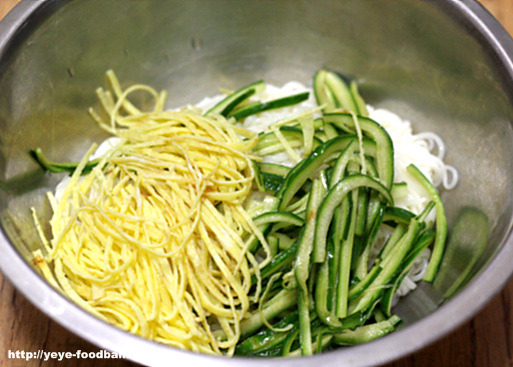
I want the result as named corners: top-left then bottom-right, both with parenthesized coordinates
top-left (32, 71), bottom-right (270, 355)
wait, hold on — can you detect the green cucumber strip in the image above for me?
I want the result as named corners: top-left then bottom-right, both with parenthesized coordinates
top-left (281, 325), bottom-right (300, 356)
top-left (333, 315), bottom-right (401, 345)
top-left (299, 115), bottom-right (316, 156)
top-left (247, 198), bottom-right (280, 253)
top-left (329, 198), bottom-right (351, 311)
top-left (286, 194), bottom-right (310, 214)
top-left (282, 317), bottom-right (325, 357)
top-left (255, 141), bottom-right (303, 157)
top-left (278, 135), bottom-right (376, 211)
top-left (313, 174), bottom-right (394, 263)
top-left (255, 127), bottom-right (303, 151)
top-left (204, 80), bottom-right (265, 117)
top-left (253, 212), bottom-right (304, 228)
top-left (348, 265), bottom-right (383, 301)
top-left (352, 237), bottom-right (368, 281)
top-left (235, 311), bottom-right (298, 355)
top-left (406, 164), bottom-right (448, 282)
top-left (318, 168), bottom-right (330, 191)
top-left (246, 195), bottom-right (279, 219)
top-left (291, 117), bottom-right (325, 131)
top-left (252, 160), bottom-right (265, 192)
top-left (298, 284), bottom-right (313, 354)
top-left (350, 276), bottom-right (361, 288)
top-left (324, 71), bottom-right (358, 113)
top-left (335, 190), bottom-right (359, 318)
top-left (364, 193), bottom-right (381, 234)
top-left (417, 201), bottom-right (436, 224)
top-left (355, 188), bottom-right (369, 237)
top-left (287, 320), bottom-right (333, 357)
top-left (350, 155), bottom-right (379, 179)
top-left (254, 126), bottom-right (322, 156)
top-left (30, 148), bottom-right (100, 174)
top-left (253, 161), bottom-right (282, 193)
top-left (311, 335), bottom-right (334, 355)
top-left (268, 235), bottom-right (279, 257)
top-left (362, 299), bottom-right (381, 324)
top-left (378, 224), bottom-right (406, 260)
top-left (315, 130), bottom-right (329, 143)
top-left (240, 289), bottom-right (297, 338)
top-left (315, 253), bottom-right (343, 328)
top-left (295, 180), bottom-right (325, 356)
top-left (314, 117), bottom-right (325, 129)
top-left (294, 210), bottom-right (306, 220)
top-left (288, 312), bottom-right (368, 356)
top-left (257, 241), bottom-right (299, 282)
top-left (329, 141), bottom-right (358, 188)
top-left (323, 123), bottom-right (339, 140)
top-left (314, 69), bottom-right (357, 113)
top-left (374, 309), bottom-right (387, 323)
top-left (349, 80), bottom-right (369, 117)
top-left (228, 92), bottom-right (310, 120)
top-left (313, 70), bottom-right (337, 111)
top-left (381, 229), bottom-right (436, 317)
top-left (258, 162), bottom-right (291, 176)
top-left (348, 218), bottom-right (420, 314)
top-left (324, 113), bottom-right (394, 189)
top-left (391, 182), bottom-right (408, 202)
top-left (383, 206), bottom-right (415, 226)
top-left (329, 310), bottom-right (368, 332)
top-left (261, 172), bottom-right (283, 193)
top-left (254, 162), bottom-right (289, 192)
top-left (271, 233), bottom-right (295, 250)
top-left (295, 181), bottom-right (325, 290)
top-left (355, 205), bottom-right (385, 275)
top-left (257, 126), bottom-right (302, 143)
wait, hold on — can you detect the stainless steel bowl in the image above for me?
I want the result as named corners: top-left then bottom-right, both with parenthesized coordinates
top-left (1, 1), bottom-right (513, 366)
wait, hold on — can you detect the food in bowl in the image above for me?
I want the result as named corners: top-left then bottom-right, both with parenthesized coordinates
top-left (30, 69), bottom-right (456, 356)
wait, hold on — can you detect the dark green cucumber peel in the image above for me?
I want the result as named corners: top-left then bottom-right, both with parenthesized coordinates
top-left (380, 229), bottom-right (436, 317)
top-left (333, 315), bottom-right (402, 345)
top-left (323, 113), bottom-right (394, 190)
top-left (277, 135), bottom-right (377, 211)
top-left (406, 164), bottom-right (448, 282)
top-left (235, 311), bottom-right (298, 355)
top-left (313, 70), bottom-right (357, 114)
top-left (313, 174), bottom-right (394, 264)
top-left (253, 212), bottom-right (304, 228)
top-left (228, 92), bottom-right (310, 120)
top-left (30, 148), bottom-right (100, 174)
top-left (294, 180), bottom-right (325, 355)
top-left (204, 80), bottom-right (265, 117)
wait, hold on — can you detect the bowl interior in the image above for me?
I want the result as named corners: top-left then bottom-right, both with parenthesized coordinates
top-left (1, 0), bottom-right (513, 365)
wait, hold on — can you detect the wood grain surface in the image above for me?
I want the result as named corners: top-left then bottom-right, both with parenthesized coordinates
top-left (0, 0), bottom-right (512, 366)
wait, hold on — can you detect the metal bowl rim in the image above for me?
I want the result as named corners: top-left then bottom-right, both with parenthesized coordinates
top-left (0, 0), bottom-right (512, 366)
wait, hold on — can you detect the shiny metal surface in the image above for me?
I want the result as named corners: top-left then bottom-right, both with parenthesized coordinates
top-left (0, 0), bottom-right (512, 365)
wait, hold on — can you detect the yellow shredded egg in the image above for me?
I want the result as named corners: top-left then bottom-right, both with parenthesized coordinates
top-left (32, 71), bottom-right (270, 355)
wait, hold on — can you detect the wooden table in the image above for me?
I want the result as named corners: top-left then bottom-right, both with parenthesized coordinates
top-left (0, 1), bottom-right (512, 366)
